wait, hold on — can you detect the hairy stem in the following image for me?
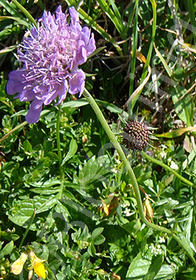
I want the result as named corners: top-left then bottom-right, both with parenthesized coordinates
top-left (56, 107), bottom-right (62, 166)
top-left (83, 88), bottom-right (196, 265)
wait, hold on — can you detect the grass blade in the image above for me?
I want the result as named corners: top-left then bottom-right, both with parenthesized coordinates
top-left (129, 0), bottom-right (139, 105)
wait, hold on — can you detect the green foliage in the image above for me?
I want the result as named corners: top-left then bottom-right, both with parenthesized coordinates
top-left (1, 0), bottom-right (196, 279)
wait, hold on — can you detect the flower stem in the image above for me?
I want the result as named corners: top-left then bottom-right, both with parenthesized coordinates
top-left (83, 88), bottom-right (196, 265)
top-left (141, 151), bottom-right (194, 188)
top-left (56, 107), bottom-right (62, 166)
top-left (0, 121), bottom-right (27, 143)
top-left (19, 211), bottom-right (35, 250)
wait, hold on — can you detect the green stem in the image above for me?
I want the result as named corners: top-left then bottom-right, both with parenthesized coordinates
top-left (83, 89), bottom-right (196, 265)
top-left (56, 107), bottom-right (62, 166)
top-left (0, 121), bottom-right (27, 143)
top-left (56, 107), bottom-right (65, 199)
top-left (141, 151), bottom-right (194, 188)
top-left (19, 211), bottom-right (35, 250)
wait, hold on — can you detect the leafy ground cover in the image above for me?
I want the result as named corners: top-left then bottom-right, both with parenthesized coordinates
top-left (0, 0), bottom-right (196, 279)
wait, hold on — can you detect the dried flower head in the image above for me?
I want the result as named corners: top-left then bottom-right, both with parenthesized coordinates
top-left (6, 6), bottom-right (96, 123)
top-left (123, 120), bottom-right (150, 151)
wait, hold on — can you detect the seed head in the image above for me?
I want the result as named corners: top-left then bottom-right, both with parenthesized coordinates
top-left (123, 121), bottom-right (150, 151)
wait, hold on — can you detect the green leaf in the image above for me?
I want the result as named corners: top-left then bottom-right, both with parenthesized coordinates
top-left (177, 233), bottom-right (195, 262)
top-left (61, 138), bottom-right (78, 166)
top-left (155, 126), bottom-right (196, 138)
top-left (61, 99), bottom-right (89, 108)
top-left (92, 227), bottom-right (104, 238)
top-left (12, 0), bottom-right (36, 26)
top-left (126, 252), bottom-right (151, 279)
top-left (23, 139), bottom-right (32, 154)
top-left (143, 255), bottom-right (163, 280)
top-left (0, 241), bottom-right (14, 259)
top-left (96, 99), bottom-right (124, 114)
top-left (0, 15), bottom-right (30, 26)
top-left (0, 45), bottom-right (17, 54)
top-left (29, 179), bottom-right (61, 195)
top-left (170, 86), bottom-right (194, 126)
top-left (93, 235), bottom-right (105, 245)
top-left (155, 264), bottom-right (175, 279)
top-left (88, 243), bottom-right (96, 256)
top-left (0, 0), bottom-right (20, 15)
top-left (154, 44), bottom-right (172, 77)
top-left (0, 231), bottom-right (19, 241)
top-left (8, 197), bottom-right (57, 229)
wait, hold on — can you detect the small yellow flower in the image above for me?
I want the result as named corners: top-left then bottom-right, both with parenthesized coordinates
top-left (11, 252), bottom-right (28, 275)
top-left (29, 251), bottom-right (46, 279)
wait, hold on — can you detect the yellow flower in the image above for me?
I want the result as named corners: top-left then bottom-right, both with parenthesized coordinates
top-left (11, 252), bottom-right (28, 275)
top-left (29, 251), bottom-right (46, 279)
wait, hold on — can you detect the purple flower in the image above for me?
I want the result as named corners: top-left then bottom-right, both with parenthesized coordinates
top-left (7, 6), bottom-right (96, 123)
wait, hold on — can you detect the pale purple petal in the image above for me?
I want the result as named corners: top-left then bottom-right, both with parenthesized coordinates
top-left (69, 70), bottom-right (85, 95)
top-left (25, 99), bottom-right (42, 123)
top-left (87, 33), bottom-right (96, 55)
top-left (69, 6), bottom-right (80, 27)
top-left (19, 85), bottom-right (34, 101)
top-left (56, 80), bottom-right (68, 104)
top-left (77, 40), bottom-right (87, 65)
top-left (6, 70), bottom-right (24, 95)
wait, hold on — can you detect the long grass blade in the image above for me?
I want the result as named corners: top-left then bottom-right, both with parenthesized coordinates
top-left (129, 0), bottom-right (157, 113)
top-left (97, 0), bottom-right (124, 34)
top-left (128, 0), bottom-right (139, 105)
top-left (11, 0), bottom-right (36, 26)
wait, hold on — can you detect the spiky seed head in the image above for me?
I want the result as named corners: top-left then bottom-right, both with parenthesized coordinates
top-left (123, 121), bottom-right (150, 151)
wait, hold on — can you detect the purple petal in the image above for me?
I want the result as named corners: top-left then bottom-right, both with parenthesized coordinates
top-left (25, 99), bottom-right (43, 123)
top-left (81, 26), bottom-right (90, 43)
top-left (19, 85), bottom-right (34, 101)
top-left (69, 70), bottom-right (85, 96)
top-left (81, 27), bottom-right (96, 55)
top-left (77, 40), bottom-right (87, 65)
top-left (6, 70), bottom-right (24, 95)
top-left (87, 33), bottom-right (96, 55)
top-left (69, 6), bottom-right (81, 30)
top-left (56, 80), bottom-right (68, 104)
top-left (55, 5), bottom-right (66, 23)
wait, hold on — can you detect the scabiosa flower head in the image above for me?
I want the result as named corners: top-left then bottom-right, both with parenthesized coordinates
top-left (6, 6), bottom-right (96, 123)
top-left (123, 120), bottom-right (150, 151)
